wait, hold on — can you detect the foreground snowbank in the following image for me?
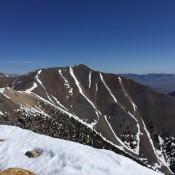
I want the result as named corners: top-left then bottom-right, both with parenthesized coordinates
top-left (0, 125), bottom-right (161, 175)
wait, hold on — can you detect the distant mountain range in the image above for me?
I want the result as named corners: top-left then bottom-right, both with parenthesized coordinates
top-left (121, 73), bottom-right (175, 95)
top-left (0, 65), bottom-right (175, 174)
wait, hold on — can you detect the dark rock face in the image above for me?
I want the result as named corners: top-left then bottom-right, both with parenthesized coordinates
top-left (0, 64), bottom-right (175, 174)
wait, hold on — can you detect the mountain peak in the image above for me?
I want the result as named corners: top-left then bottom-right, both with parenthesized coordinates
top-left (74, 64), bottom-right (92, 70)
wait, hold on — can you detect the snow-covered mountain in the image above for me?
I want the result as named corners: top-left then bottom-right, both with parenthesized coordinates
top-left (0, 64), bottom-right (175, 174)
top-left (0, 125), bottom-right (162, 175)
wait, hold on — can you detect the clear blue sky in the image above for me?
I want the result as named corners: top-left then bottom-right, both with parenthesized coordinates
top-left (0, 0), bottom-right (175, 74)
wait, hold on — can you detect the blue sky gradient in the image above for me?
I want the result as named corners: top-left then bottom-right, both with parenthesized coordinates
top-left (0, 0), bottom-right (175, 74)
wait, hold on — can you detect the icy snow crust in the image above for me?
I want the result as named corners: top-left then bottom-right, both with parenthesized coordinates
top-left (0, 125), bottom-right (161, 175)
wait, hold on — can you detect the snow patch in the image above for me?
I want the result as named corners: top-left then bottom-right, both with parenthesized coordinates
top-left (0, 111), bottom-right (4, 115)
top-left (0, 125), bottom-right (161, 175)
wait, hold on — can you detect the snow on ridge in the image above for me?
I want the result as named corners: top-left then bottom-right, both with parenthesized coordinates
top-left (37, 70), bottom-right (42, 75)
top-left (69, 67), bottom-right (100, 121)
top-left (0, 125), bottom-right (161, 175)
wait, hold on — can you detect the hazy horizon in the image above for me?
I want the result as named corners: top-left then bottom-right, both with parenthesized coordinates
top-left (1, 64), bottom-right (175, 76)
top-left (0, 0), bottom-right (175, 74)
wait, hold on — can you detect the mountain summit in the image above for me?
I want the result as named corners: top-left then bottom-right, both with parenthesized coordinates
top-left (0, 65), bottom-right (175, 174)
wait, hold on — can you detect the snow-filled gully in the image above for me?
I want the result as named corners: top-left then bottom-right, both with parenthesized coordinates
top-left (69, 67), bottom-right (100, 121)
top-left (58, 69), bottom-right (73, 97)
top-left (100, 73), bottom-right (140, 154)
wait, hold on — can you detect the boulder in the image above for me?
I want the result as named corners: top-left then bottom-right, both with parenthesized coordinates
top-left (25, 150), bottom-right (40, 158)
top-left (0, 168), bottom-right (36, 175)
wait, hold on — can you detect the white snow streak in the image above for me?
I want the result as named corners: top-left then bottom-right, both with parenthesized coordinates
top-left (70, 67), bottom-right (99, 120)
top-left (118, 77), bottom-right (137, 112)
top-left (96, 83), bottom-right (98, 92)
top-left (104, 115), bottom-right (140, 154)
top-left (118, 77), bottom-right (141, 154)
top-left (0, 111), bottom-right (4, 115)
top-left (0, 88), bottom-right (11, 99)
top-left (25, 70), bottom-right (42, 93)
top-left (51, 95), bottom-right (68, 111)
top-left (141, 119), bottom-right (171, 171)
top-left (28, 92), bottom-right (96, 130)
top-left (100, 73), bottom-right (117, 103)
top-left (89, 71), bottom-right (92, 88)
top-left (100, 74), bottom-right (140, 154)
top-left (35, 70), bottom-right (46, 90)
top-left (59, 69), bottom-right (73, 96)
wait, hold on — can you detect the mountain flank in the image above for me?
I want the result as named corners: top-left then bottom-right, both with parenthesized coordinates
top-left (0, 64), bottom-right (175, 174)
